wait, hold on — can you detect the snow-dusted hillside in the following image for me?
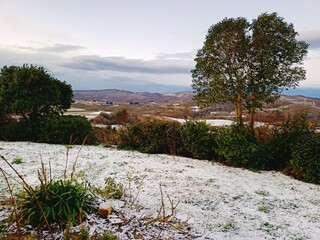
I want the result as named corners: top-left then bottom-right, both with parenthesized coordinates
top-left (0, 142), bottom-right (319, 239)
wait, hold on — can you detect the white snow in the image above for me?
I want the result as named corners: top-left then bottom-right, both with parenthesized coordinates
top-left (165, 118), bottom-right (235, 126)
top-left (0, 141), bottom-right (319, 239)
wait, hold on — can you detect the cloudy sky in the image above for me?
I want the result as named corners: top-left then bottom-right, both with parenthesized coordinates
top-left (1, 0), bottom-right (320, 94)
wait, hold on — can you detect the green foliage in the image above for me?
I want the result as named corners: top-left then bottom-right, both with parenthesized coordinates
top-left (263, 111), bottom-right (314, 170)
top-left (24, 233), bottom-right (38, 240)
top-left (63, 220), bottom-right (73, 240)
top-left (0, 114), bottom-right (18, 141)
top-left (257, 201), bottom-right (270, 213)
top-left (15, 114), bottom-right (95, 144)
top-left (119, 120), bottom-right (183, 155)
top-left (17, 180), bottom-right (94, 228)
top-left (192, 12), bottom-right (308, 125)
top-left (216, 124), bottom-right (257, 167)
top-left (12, 157), bottom-right (23, 164)
top-left (96, 231), bottom-right (119, 240)
top-left (98, 177), bottom-right (124, 200)
top-left (181, 121), bottom-right (215, 159)
top-left (79, 224), bottom-right (90, 240)
top-left (0, 64), bottom-right (73, 120)
top-left (291, 134), bottom-right (320, 184)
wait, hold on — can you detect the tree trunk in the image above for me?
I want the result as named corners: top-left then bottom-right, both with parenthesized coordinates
top-left (249, 108), bottom-right (256, 131)
top-left (237, 94), bottom-right (243, 125)
top-left (234, 101), bottom-right (243, 125)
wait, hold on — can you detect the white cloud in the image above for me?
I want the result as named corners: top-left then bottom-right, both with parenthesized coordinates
top-left (299, 30), bottom-right (320, 49)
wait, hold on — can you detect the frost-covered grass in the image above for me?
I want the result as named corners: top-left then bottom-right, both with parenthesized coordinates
top-left (0, 141), bottom-right (319, 239)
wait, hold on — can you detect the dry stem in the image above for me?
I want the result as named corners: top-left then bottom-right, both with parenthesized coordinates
top-left (145, 185), bottom-right (188, 234)
top-left (70, 135), bottom-right (88, 181)
top-left (0, 167), bottom-right (21, 239)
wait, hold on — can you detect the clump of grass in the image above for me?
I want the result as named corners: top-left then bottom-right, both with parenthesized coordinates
top-left (63, 220), bottom-right (73, 240)
top-left (257, 200), bottom-right (270, 213)
top-left (24, 233), bottom-right (38, 240)
top-left (12, 157), bottom-right (23, 164)
top-left (96, 177), bottom-right (124, 200)
top-left (18, 179), bottom-right (94, 227)
top-left (103, 177), bottom-right (124, 199)
top-left (79, 224), bottom-right (90, 240)
top-left (259, 221), bottom-right (281, 233)
top-left (98, 231), bottom-right (119, 240)
top-left (255, 190), bottom-right (269, 196)
top-left (222, 221), bottom-right (237, 232)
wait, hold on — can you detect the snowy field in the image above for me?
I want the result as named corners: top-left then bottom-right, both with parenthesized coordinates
top-left (0, 141), bottom-right (319, 239)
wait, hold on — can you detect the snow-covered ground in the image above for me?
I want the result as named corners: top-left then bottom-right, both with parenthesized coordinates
top-left (0, 142), bottom-right (319, 239)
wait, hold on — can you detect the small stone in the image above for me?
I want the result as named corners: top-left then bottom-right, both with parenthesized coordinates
top-left (98, 201), bottom-right (112, 218)
top-left (109, 218), bottom-right (124, 225)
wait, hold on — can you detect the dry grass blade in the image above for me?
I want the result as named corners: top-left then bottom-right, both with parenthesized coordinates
top-left (70, 135), bottom-right (88, 181)
top-left (0, 167), bottom-right (21, 239)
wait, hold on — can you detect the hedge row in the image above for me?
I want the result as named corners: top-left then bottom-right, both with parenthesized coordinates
top-left (118, 115), bottom-right (319, 184)
top-left (1, 112), bottom-right (318, 184)
top-left (1, 114), bottom-right (95, 145)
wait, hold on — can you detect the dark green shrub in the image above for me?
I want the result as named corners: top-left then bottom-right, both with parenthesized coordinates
top-left (16, 114), bottom-right (95, 144)
top-left (263, 110), bottom-right (314, 170)
top-left (181, 121), bottom-right (215, 160)
top-left (0, 115), bottom-right (18, 141)
top-left (119, 120), bottom-right (183, 155)
top-left (18, 180), bottom-right (94, 228)
top-left (216, 124), bottom-right (257, 167)
top-left (291, 134), bottom-right (320, 184)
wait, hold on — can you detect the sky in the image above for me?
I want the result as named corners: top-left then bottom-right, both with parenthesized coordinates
top-left (0, 0), bottom-right (320, 95)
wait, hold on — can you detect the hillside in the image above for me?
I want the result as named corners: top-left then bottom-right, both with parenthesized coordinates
top-left (72, 89), bottom-right (320, 124)
top-left (73, 89), bottom-right (194, 103)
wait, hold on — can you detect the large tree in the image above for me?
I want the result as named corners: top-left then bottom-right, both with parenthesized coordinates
top-left (0, 64), bottom-right (73, 120)
top-left (192, 12), bottom-right (308, 127)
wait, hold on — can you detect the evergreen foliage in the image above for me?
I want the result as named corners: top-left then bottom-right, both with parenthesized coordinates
top-left (181, 121), bottom-right (215, 159)
top-left (192, 13), bottom-right (308, 127)
top-left (16, 114), bottom-right (95, 145)
top-left (291, 134), bottom-right (320, 184)
top-left (119, 120), bottom-right (183, 155)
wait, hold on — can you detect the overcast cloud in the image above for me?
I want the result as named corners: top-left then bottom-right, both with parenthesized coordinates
top-left (299, 30), bottom-right (320, 49)
top-left (0, 1), bottom-right (320, 93)
top-left (61, 55), bottom-right (193, 75)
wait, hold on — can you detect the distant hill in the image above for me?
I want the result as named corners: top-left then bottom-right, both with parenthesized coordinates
top-left (73, 89), bottom-right (194, 103)
top-left (73, 89), bottom-right (320, 104)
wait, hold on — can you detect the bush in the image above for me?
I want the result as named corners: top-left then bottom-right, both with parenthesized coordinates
top-left (291, 134), bottom-right (320, 184)
top-left (113, 108), bottom-right (130, 124)
top-left (181, 121), bottom-right (215, 160)
top-left (119, 120), bottom-right (183, 155)
top-left (16, 114), bottom-right (95, 144)
top-left (216, 124), bottom-right (257, 168)
top-left (263, 110), bottom-right (314, 170)
top-left (94, 127), bottom-right (121, 146)
top-left (0, 115), bottom-right (18, 141)
top-left (18, 180), bottom-right (94, 227)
